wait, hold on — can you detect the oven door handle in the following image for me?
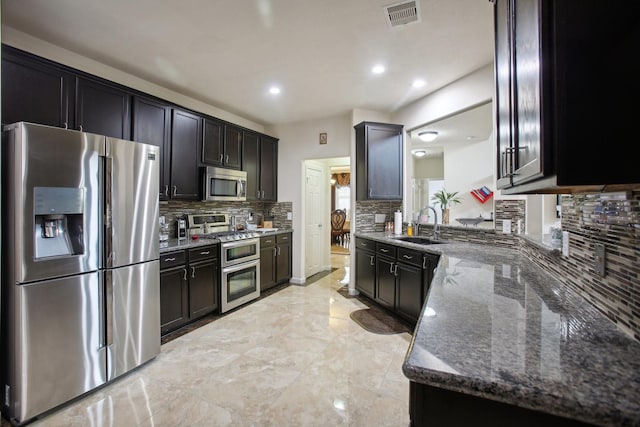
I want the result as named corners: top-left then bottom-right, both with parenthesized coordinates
top-left (221, 238), bottom-right (260, 250)
top-left (222, 258), bottom-right (260, 275)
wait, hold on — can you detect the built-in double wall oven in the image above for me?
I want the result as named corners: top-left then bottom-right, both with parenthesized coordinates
top-left (220, 238), bottom-right (260, 313)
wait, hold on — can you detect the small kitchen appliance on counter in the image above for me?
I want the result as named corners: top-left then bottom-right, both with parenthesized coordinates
top-left (176, 218), bottom-right (187, 240)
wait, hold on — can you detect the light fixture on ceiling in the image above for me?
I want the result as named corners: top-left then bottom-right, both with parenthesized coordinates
top-left (412, 149), bottom-right (427, 158)
top-left (372, 64), bottom-right (385, 74)
top-left (418, 131), bottom-right (438, 142)
top-left (412, 79), bottom-right (425, 88)
top-left (269, 86), bottom-right (281, 95)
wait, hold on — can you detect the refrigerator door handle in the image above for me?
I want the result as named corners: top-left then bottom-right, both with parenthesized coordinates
top-left (105, 270), bottom-right (114, 347)
top-left (104, 156), bottom-right (114, 267)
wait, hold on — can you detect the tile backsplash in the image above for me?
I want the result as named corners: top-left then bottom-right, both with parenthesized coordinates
top-left (160, 200), bottom-right (292, 236)
top-left (522, 192), bottom-right (640, 341)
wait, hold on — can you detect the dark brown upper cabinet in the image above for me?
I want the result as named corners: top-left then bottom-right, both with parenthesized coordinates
top-left (170, 109), bottom-right (202, 200)
top-left (132, 96), bottom-right (172, 199)
top-left (355, 122), bottom-right (403, 201)
top-left (494, 0), bottom-right (640, 194)
top-left (76, 77), bottom-right (130, 139)
top-left (202, 119), bottom-right (242, 169)
top-left (1, 45), bottom-right (74, 128)
top-left (243, 131), bottom-right (278, 201)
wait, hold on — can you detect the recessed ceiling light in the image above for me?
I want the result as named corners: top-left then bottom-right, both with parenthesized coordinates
top-left (418, 131), bottom-right (438, 142)
top-left (372, 65), bottom-right (385, 74)
top-left (412, 79), bottom-right (425, 88)
top-left (269, 86), bottom-right (281, 95)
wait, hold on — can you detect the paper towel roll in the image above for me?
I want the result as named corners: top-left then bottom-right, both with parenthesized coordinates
top-left (394, 210), bottom-right (402, 235)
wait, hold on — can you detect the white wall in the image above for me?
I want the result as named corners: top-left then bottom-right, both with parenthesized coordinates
top-left (392, 65), bottom-right (495, 219)
top-left (443, 137), bottom-right (494, 225)
top-left (268, 113), bottom-right (353, 283)
top-left (2, 27), bottom-right (265, 132)
top-left (413, 156), bottom-right (444, 179)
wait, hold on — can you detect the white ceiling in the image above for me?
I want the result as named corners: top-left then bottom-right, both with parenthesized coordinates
top-left (1, 0), bottom-right (494, 127)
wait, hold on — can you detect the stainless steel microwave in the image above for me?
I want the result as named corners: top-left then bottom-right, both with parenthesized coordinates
top-left (203, 166), bottom-right (247, 201)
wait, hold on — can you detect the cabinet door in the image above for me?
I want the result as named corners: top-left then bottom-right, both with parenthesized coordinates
top-left (76, 77), bottom-right (131, 139)
top-left (243, 131), bottom-right (260, 201)
top-left (511, 0), bottom-right (544, 185)
top-left (260, 244), bottom-right (276, 291)
top-left (202, 118), bottom-right (224, 166)
top-left (260, 136), bottom-right (278, 201)
top-left (170, 109), bottom-right (202, 200)
top-left (376, 256), bottom-right (396, 310)
top-left (1, 46), bottom-right (74, 128)
top-left (223, 124), bottom-right (243, 169)
top-left (132, 96), bottom-right (171, 199)
top-left (355, 249), bottom-right (376, 299)
top-left (396, 262), bottom-right (423, 323)
top-left (160, 266), bottom-right (189, 335)
top-left (276, 242), bottom-right (291, 284)
top-left (189, 260), bottom-right (218, 318)
top-left (355, 122), bottom-right (403, 200)
top-left (494, 0), bottom-right (515, 189)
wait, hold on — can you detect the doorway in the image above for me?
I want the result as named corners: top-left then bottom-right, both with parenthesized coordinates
top-left (330, 166), bottom-right (351, 255)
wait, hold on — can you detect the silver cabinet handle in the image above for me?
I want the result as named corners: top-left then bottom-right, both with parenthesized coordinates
top-left (219, 154), bottom-right (224, 162)
top-left (172, 185), bottom-right (177, 196)
top-left (225, 155), bottom-right (229, 163)
top-left (164, 185), bottom-right (169, 197)
top-left (164, 257), bottom-right (176, 262)
top-left (266, 239), bottom-right (273, 243)
top-left (362, 242), bottom-right (368, 247)
top-left (273, 247), bottom-right (277, 256)
top-left (199, 251), bottom-right (210, 255)
top-left (369, 255), bottom-right (374, 266)
top-left (191, 266), bottom-right (196, 278)
top-left (394, 264), bottom-right (398, 276)
top-left (277, 246), bottom-right (281, 256)
top-left (368, 188), bottom-right (372, 197)
top-left (389, 263), bottom-right (394, 274)
top-left (403, 254), bottom-right (413, 260)
top-left (380, 248), bottom-right (389, 253)
top-left (79, 124), bottom-right (83, 131)
top-left (183, 268), bottom-right (188, 281)
top-left (63, 122), bottom-right (68, 129)
top-left (422, 256), bottom-right (427, 269)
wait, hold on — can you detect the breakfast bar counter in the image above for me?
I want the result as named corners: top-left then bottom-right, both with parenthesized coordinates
top-left (355, 232), bottom-right (640, 426)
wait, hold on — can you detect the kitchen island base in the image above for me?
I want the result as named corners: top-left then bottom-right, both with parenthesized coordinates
top-left (409, 382), bottom-right (593, 427)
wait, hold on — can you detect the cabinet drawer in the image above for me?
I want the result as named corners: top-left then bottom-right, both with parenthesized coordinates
top-left (376, 243), bottom-right (396, 258)
top-left (397, 247), bottom-right (423, 267)
top-left (276, 233), bottom-right (291, 244)
top-left (261, 235), bottom-right (276, 247)
top-left (188, 245), bottom-right (217, 263)
top-left (355, 238), bottom-right (374, 251)
top-left (160, 250), bottom-right (186, 270)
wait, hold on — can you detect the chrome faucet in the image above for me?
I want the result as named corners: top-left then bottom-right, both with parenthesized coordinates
top-left (416, 206), bottom-right (440, 240)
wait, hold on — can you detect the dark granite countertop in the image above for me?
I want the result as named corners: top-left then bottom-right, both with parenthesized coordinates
top-left (355, 232), bottom-right (640, 426)
top-left (159, 228), bottom-right (293, 253)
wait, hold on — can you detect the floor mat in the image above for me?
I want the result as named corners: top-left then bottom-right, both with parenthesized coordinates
top-left (337, 285), bottom-right (413, 335)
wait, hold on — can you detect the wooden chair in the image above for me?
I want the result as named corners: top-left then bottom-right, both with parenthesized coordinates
top-left (330, 209), bottom-right (347, 246)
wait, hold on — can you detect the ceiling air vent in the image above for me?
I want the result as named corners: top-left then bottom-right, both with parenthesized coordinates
top-left (384, 1), bottom-right (421, 28)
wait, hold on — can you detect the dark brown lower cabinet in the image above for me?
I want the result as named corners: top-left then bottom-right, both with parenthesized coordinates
top-left (160, 264), bottom-right (189, 335)
top-left (355, 238), bottom-right (440, 324)
top-left (395, 261), bottom-right (423, 322)
top-left (409, 382), bottom-right (591, 427)
top-left (355, 238), bottom-right (376, 299)
top-left (160, 245), bottom-right (218, 336)
top-left (259, 233), bottom-right (292, 292)
top-left (375, 255), bottom-right (397, 310)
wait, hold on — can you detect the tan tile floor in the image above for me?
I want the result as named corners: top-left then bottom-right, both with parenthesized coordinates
top-left (12, 254), bottom-right (412, 426)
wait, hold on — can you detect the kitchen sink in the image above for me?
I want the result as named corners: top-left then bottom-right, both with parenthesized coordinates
top-left (392, 236), bottom-right (442, 245)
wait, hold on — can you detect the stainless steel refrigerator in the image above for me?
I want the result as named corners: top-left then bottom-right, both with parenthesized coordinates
top-left (1, 122), bottom-right (160, 424)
